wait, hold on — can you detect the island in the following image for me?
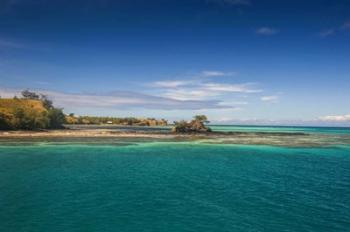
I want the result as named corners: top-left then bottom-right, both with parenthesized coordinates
top-left (2, 90), bottom-right (338, 148)
top-left (0, 90), bottom-right (214, 133)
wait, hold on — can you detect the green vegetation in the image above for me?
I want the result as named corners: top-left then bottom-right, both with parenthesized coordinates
top-left (172, 115), bottom-right (211, 133)
top-left (194, 115), bottom-right (209, 123)
top-left (0, 90), bottom-right (65, 130)
top-left (0, 89), bottom-right (168, 130)
top-left (65, 115), bottom-right (168, 126)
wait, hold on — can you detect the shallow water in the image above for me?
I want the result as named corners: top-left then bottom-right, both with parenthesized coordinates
top-left (211, 125), bottom-right (350, 135)
top-left (1, 127), bottom-right (350, 231)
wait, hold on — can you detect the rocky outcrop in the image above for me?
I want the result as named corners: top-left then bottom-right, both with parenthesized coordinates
top-left (171, 120), bottom-right (211, 133)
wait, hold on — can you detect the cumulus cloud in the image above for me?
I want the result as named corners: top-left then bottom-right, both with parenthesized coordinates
top-left (256, 27), bottom-right (279, 35)
top-left (319, 115), bottom-right (350, 122)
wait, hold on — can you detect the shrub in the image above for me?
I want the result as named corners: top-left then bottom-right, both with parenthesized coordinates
top-left (48, 108), bottom-right (66, 129)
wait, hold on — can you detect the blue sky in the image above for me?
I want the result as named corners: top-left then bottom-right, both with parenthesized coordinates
top-left (0, 0), bottom-right (350, 125)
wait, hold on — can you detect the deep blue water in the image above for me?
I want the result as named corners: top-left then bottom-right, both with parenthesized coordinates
top-left (1, 141), bottom-right (350, 232)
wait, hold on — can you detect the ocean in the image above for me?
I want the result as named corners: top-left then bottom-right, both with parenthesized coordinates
top-left (1, 126), bottom-right (349, 231)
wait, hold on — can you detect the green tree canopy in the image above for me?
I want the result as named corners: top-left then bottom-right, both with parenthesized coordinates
top-left (194, 115), bottom-right (208, 122)
top-left (48, 108), bottom-right (66, 129)
top-left (21, 89), bottom-right (40, 100)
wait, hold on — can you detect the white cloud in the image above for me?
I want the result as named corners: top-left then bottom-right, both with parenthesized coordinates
top-left (256, 27), bottom-right (279, 35)
top-left (201, 70), bottom-right (237, 77)
top-left (0, 87), bottom-right (233, 110)
top-left (218, 101), bottom-right (248, 106)
top-left (162, 89), bottom-right (215, 101)
top-left (151, 70), bottom-right (260, 101)
top-left (261, 95), bottom-right (279, 103)
top-left (153, 80), bottom-right (192, 88)
top-left (319, 115), bottom-right (350, 122)
top-left (156, 82), bottom-right (260, 101)
top-left (152, 70), bottom-right (238, 91)
top-left (201, 70), bottom-right (225, 77)
top-left (202, 83), bottom-right (261, 93)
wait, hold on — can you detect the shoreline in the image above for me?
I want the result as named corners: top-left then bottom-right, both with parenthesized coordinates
top-left (0, 128), bottom-right (309, 138)
top-left (0, 129), bottom-right (175, 138)
top-left (0, 128), bottom-right (344, 148)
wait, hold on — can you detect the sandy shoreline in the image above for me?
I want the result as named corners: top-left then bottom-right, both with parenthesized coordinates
top-left (0, 129), bottom-right (182, 138)
top-left (0, 128), bottom-right (309, 138)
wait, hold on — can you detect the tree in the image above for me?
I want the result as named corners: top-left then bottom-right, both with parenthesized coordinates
top-left (172, 115), bottom-right (211, 133)
top-left (48, 108), bottom-right (66, 129)
top-left (21, 89), bottom-right (40, 100)
top-left (39, 94), bottom-right (53, 109)
top-left (171, 120), bottom-right (189, 133)
top-left (0, 112), bottom-right (10, 130)
top-left (194, 115), bottom-right (209, 123)
top-left (12, 106), bottom-right (49, 130)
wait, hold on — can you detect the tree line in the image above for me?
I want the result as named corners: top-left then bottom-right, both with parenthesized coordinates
top-left (65, 114), bottom-right (168, 126)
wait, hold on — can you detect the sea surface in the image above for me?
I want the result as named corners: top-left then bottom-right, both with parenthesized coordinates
top-left (1, 126), bottom-right (350, 232)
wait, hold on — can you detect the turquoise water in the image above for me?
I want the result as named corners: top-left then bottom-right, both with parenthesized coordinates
top-left (67, 124), bottom-right (350, 135)
top-left (211, 125), bottom-right (350, 135)
top-left (1, 143), bottom-right (350, 231)
top-left (1, 126), bottom-right (350, 231)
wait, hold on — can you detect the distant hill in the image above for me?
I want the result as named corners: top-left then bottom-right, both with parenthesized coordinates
top-left (0, 98), bottom-right (47, 115)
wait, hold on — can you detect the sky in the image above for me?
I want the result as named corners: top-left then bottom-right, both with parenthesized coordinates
top-left (0, 0), bottom-right (350, 126)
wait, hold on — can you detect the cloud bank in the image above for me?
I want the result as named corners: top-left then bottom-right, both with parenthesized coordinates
top-left (319, 115), bottom-right (350, 122)
top-left (0, 88), bottom-right (235, 110)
